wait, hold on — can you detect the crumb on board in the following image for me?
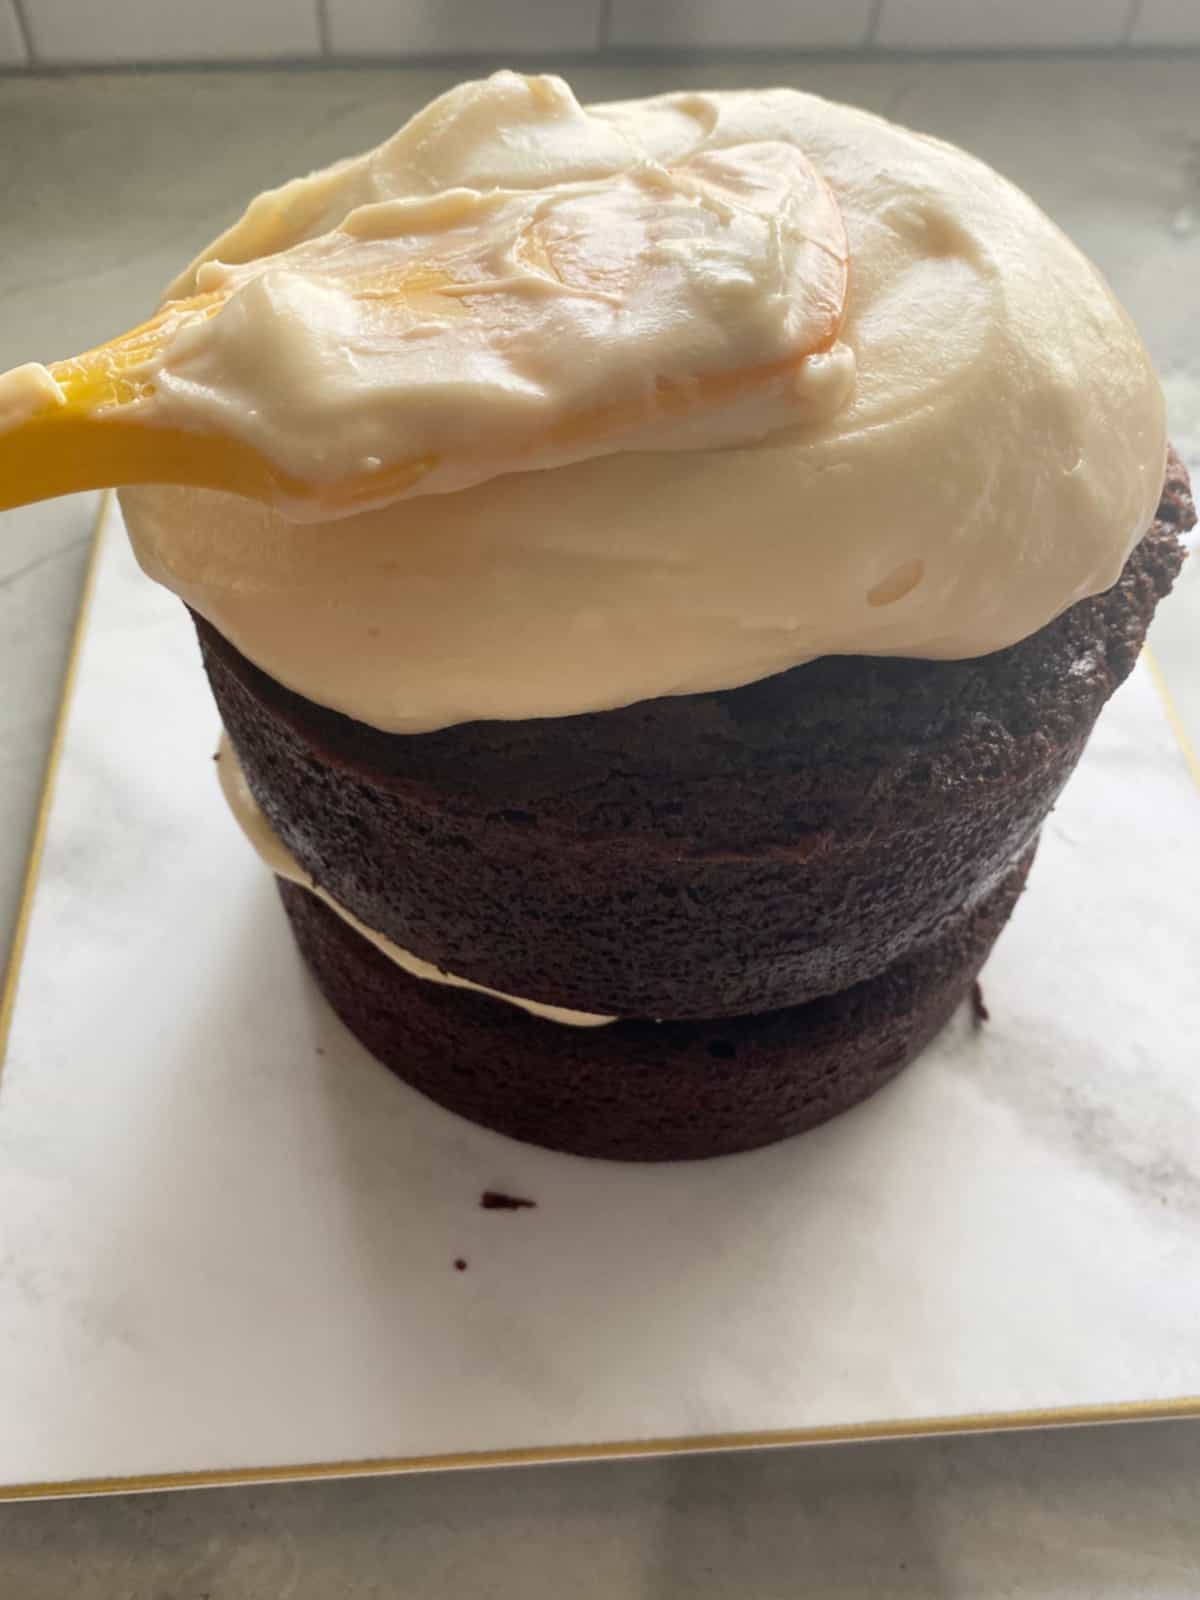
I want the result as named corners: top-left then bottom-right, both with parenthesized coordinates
top-left (480, 1190), bottom-right (537, 1211)
top-left (971, 979), bottom-right (990, 1027)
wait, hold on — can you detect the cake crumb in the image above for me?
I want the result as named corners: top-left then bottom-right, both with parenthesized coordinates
top-left (454, 1258), bottom-right (468, 1271)
top-left (480, 1190), bottom-right (536, 1211)
top-left (971, 980), bottom-right (990, 1026)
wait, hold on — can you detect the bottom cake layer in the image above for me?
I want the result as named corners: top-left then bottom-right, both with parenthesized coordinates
top-left (279, 844), bottom-right (1035, 1162)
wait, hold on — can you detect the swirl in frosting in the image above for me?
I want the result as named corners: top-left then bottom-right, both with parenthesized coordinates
top-left (123, 72), bottom-right (1166, 732)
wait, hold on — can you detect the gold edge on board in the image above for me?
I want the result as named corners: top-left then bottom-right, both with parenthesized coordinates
top-left (0, 492), bottom-right (111, 1072)
top-left (0, 499), bottom-right (1197, 1499)
top-left (2, 1396), bottom-right (1200, 1502)
top-left (1144, 644), bottom-right (1200, 795)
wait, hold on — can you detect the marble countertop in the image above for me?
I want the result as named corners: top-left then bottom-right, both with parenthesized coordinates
top-left (1, 55), bottom-right (1198, 1596)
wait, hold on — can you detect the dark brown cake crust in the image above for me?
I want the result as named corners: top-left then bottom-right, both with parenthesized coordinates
top-left (197, 454), bottom-right (1190, 1020)
top-left (278, 843), bottom-right (1034, 1161)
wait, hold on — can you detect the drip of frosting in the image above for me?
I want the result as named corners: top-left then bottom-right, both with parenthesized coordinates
top-left (215, 735), bottom-right (616, 1028)
top-left (123, 74), bottom-right (1166, 733)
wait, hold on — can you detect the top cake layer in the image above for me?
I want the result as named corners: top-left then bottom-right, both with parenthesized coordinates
top-left (122, 73), bottom-right (1166, 733)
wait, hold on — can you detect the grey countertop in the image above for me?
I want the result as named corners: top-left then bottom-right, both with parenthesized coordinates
top-left (1, 56), bottom-right (1198, 1596)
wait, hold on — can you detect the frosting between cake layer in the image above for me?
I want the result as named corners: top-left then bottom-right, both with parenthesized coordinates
top-left (123, 74), bottom-right (1167, 732)
top-left (215, 734), bottom-right (617, 1028)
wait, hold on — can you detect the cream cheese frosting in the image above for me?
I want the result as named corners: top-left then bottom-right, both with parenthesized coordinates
top-left (123, 73), bottom-right (1167, 733)
top-left (215, 735), bottom-right (616, 1028)
top-left (143, 132), bottom-right (850, 515)
top-left (0, 361), bottom-right (65, 430)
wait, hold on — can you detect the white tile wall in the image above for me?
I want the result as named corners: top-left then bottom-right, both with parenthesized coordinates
top-left (3, 0), bottom-right (1199, 69)
top-left (20, 0), bottom-right (320, 63)
top-left (327, 0), bottom-right (602, 56)
top-left (875, 0), bottom-right (1134, 50)
top-left (608, 0), bottom-right (874, 51)
top-left (1131, 0), bottom-right (1200, 46)
top-left (0, 0), bottom-right (27, 65)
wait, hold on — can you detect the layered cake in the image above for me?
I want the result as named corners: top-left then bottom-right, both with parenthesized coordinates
top-left (0, 74), bottom-right (1189, 1158)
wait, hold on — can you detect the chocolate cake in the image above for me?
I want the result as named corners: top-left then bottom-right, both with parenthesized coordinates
top-left (278, 847), bottom-right (1036, 1160)
top-left (195, 463), bottom-right (1188, 1022)
top-left (190, 462), bottom-right (1188, 1159)
top-left (3, 74), bottom-right (1175, 1160)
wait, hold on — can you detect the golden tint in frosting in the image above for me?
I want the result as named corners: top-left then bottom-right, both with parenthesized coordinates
top-left (146, 134), bottom-right (848, 517)
top-left (124, 74), bottom-right (1167, 733)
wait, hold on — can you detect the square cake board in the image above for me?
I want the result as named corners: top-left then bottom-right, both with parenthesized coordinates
top-left (1, 497), bottom-right (1198, 1501)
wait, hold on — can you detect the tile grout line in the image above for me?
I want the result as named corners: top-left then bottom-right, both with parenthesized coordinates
top-left (864, 0), bottom-right (886, 49)
top-left (315, 0), bottom-right (332, 56)
top-left (1122, 0), bottom-right (1145, 46)
top-left (9, 0), bottom-right (34, 65)
top-left (6, 41), bottom-right (1200, 71)
top-left (596, 0), bottom-right (615, 53)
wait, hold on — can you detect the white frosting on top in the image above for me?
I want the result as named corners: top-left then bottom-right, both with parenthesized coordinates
top-left (215, 735), bottom-right (616, 1028)
top-left (144, 93), bottom-right (850, 516)
top-left (123, 75), bottom-right (1167, 733)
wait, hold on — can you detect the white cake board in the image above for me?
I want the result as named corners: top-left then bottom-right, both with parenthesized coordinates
top-left (1, 498), bottom-right (1198, 1500)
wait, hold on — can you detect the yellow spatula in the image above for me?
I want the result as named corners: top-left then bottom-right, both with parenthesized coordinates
top-left (0, 283), bottom-right (438, 516)
top-left (0, 144), bottom-right (849, 521)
